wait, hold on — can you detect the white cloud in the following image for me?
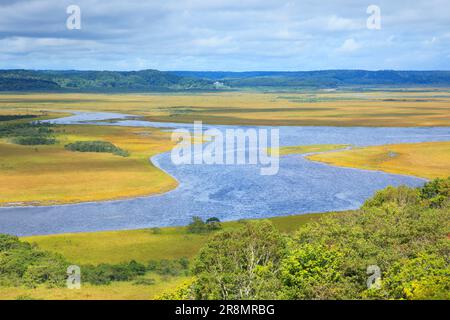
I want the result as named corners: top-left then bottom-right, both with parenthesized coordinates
top-left (326, 15), bottom-right (362, 31)
top-left (0, 0), bottom-right (448, 70)
top-left (337, 38), bottom-right (361, 53)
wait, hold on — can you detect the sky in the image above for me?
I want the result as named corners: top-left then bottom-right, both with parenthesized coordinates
top-left (0, 0), bottom-right (449, 71)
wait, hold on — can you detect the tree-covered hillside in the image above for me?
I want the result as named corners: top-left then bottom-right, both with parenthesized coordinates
top-left (1, 69), bottom-right (449, 92)
top-left (172, 70), bottom-right (450, 88)
top-left (0, 69), bottom-right (214, 92)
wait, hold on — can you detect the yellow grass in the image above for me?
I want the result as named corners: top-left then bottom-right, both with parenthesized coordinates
top-left (308, 141), bottom-right (450, 179)
top-left (278, 144), bottom-right (350, 156)
top-left (0, 124), bottom-right (177, 206)
top-left (1, 90), bottom-right (450, 126)
top-left (0, 274), bottom-right (190, 300)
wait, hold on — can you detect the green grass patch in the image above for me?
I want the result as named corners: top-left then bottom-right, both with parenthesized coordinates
top-left (64, 141), bottom-right (129, 157)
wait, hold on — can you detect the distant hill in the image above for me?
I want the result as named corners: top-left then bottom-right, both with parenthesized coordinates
top-left (171, 70), bottom-right (450, 88)
top-left (1, 69), bottom-right (449, 92)
top-left (0, 69), bottom-right (214, 92)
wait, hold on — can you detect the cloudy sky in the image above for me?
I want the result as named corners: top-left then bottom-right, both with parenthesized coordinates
top-left (0, 0), bottom-right (449, 71)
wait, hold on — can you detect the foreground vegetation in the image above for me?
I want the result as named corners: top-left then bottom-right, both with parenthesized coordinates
top-left (0, 214), bottom-right (323, 300)
top-left (163, 178), bottom-right (450, 300)
top-left (308, 141), bottom-right (450, 179)
top-left (1, 179), bottom-right (447, 300)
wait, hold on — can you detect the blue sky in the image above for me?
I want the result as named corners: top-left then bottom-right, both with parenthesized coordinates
top-left (0, 0), bottom-right (449, 71)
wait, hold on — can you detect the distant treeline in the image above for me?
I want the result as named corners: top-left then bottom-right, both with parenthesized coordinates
top-left (1, 69), bottom-right (449, 92)
top-left (172, 70), bottom-right (450, 88)
top-left (0, 69), bottom-right (214, 92)
top-left (0, 115), bottom-right (37, 122)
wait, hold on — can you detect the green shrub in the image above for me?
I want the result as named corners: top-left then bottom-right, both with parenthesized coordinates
top-left (0, 122), bottom-right (57, 145)
top-left (82, 260), bottom-right (147, 285)
top-left (192, 220), bottom-right (286, 300)
top-left (0, 235), bottom-right (69, 288)
top-left (64, 141), bottom-right (129, 157)
top-left (187, 216), bottom-right (222, 233)
top-left (133, 278), bottom-right (156, 286)
top-left (420, 177), bottom-right (450, 208)
top-left (147, 258), bottom-right (190, 276)
top-left (11, 136), bottom-right (57, 145)
top-left (185, 179), bottom-right (449, 300)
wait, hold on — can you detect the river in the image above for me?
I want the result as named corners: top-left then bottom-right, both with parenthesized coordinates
top-left (0, 111), bottom-right (449, 236)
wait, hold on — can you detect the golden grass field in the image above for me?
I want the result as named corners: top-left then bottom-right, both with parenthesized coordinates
top-left (1, 91), bottom-right (448, 206)
top-left (0, 274), bottom-right (191, 300)
top-left (0, 124), bottom-right (177, 206)
top-left (1, 90), bottom-right (450, 126)
top-left (307, 141), bottom-right (450, 179)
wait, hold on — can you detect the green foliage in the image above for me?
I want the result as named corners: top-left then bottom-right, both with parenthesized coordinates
top-left (420, 177), bottom-right (450, 208)
top-left (147, 258), bottom-right (190, 276)
top-left (374, 253), bottom-right (450, 300)
top-left (0, 115), bottom-right (37, 122)
top-left (0, 121), bottom-right (57, 145)
top-left (22, 254), bottom-right (69, 288)
top-left (157, 279), bottom-right (196, 300)
top-left (150, 227), bottom-right (162, 234)
top-left (205, 217), bottom-right (222, 231)
top-left (0, 69), bottom-right (215, 92)
top-left (363, 185), bottom-right (420, 209)
top-left (184, 179), bottom-right (449, 300)
top-left (11, 136), bottom-right (57, 145)
top-left (81, 258), bottom-right (189, 285)
top-left (0, 235), bottom-right (69, 288)
top-left (65, 141), bottom-right (129, 157)
top-left (191, 220), bottom-right (286, 300)
top-left (187, 216), bottom-right (222, 234)
top-left (82, 260), bottom-right (146, 285)
top-left (174, 70), bottom-right (450, 88)
top-left (281, 244), bottom-right (345, 299)
top-left (133, 278), bottom-right (156, 286)
top-left (0, 234), bottom-right (28, 252)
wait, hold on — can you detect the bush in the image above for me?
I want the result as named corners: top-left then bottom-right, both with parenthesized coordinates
top-left (150, 227), bottom-right (162, 234)
top-left (64, 141), bottom-right (129, 157)
top-left (22, 254), bottom-right (69, 288)
top-left (147, 258), bottom-right (190, 276)
top-left (11, 136), bottom-right (57, 145)
top-left (420, 177), bottom-right (450, 208)
top-left (82, 260), bottom-right (147, 285)
top-left (0, 122), bottom-right (57, 145)
top-left (0, 235), bottom-right (69, 288)
top-left (133, 278), bottom-right (156, 286)
top-left (192, 220), bottom-right (286, 300)
top-left (187, 216), bottom-right (222, 233)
